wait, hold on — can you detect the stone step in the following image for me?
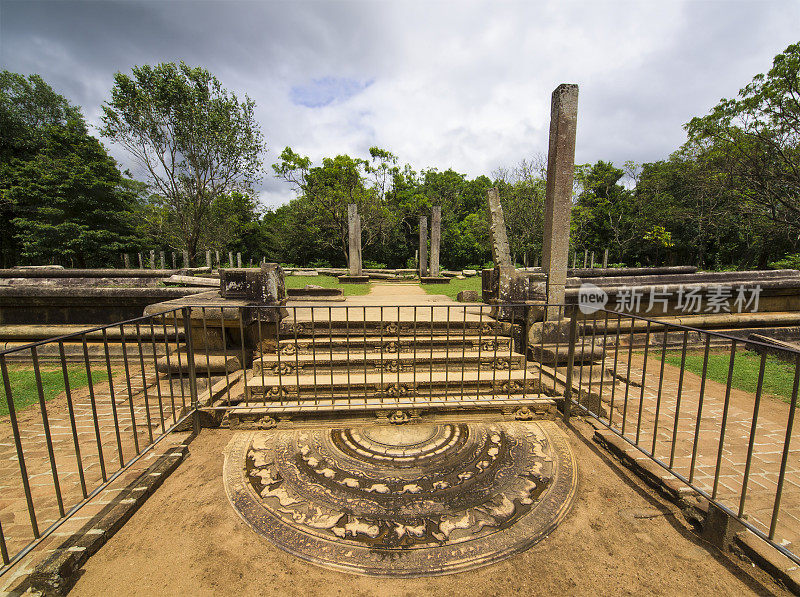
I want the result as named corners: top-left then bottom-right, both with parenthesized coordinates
top-left (270, 335), bottom-right (513, 356)
top-left (277, 319), bottom-right (516, 338)
top-left (251, 350), bottom-right (527, 374)
top-left (227, 396), bottom-right (557, 421)
top-left (244, 368), bottom-right (542, 400)
top-left (157, 349), bottom-right (243, 374)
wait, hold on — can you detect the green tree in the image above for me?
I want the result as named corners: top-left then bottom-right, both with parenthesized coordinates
top-left (685, 42), bottom-right (800, 234)
top-left (100, 62), bottom-right (265, 264)
top-left (273, 147), bottom-right (396, 266)
top-left (0, 71), bottom-right (139, 267)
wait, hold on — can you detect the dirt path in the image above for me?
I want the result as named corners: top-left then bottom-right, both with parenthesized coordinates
top-left (69, 421), bottom-right (789, 596)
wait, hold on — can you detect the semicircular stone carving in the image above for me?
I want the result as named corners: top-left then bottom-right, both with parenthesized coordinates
top-left (223, 420), bottom-right (577, 577)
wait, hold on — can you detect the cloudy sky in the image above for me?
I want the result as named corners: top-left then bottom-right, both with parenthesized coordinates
top-left (1, 0), bottom-right (798, 207)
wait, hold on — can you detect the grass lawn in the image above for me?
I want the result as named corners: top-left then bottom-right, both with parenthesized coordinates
top-left (660, 349), bottom-right (798, 404)
top-left (284, 274), bottom-right (372, 296)
top-left (420, 276), bottom-right (481, 300)
top-left (0, 365), bottom-right (108, 416)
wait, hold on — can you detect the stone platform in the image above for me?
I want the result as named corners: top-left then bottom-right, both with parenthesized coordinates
top-left (223, 420), bottom-right (576, 577)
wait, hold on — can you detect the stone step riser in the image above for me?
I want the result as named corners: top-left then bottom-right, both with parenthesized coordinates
top-left (270, 338), bottom-right (513, 356)
top-left (244, 379), bottom-right (542, 400)
top-left (251, 355), bottom-right (526, 375)
top-left (277, 322), bottom-right (517, 338)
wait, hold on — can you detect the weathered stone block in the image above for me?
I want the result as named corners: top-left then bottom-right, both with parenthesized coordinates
top-left (457, 290), bottom-right (480, 302)
top-left (219, 264), bottom-right (286, 304)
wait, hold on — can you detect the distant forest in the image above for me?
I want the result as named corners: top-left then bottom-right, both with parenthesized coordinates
top-left (2, 43), bottom-right (799, 270)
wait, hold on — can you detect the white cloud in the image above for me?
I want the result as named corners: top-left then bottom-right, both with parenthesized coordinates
top-left (3, 0), bottom-right (799, 207)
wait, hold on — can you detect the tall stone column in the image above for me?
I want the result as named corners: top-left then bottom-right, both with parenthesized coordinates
top-left (487, 188), bottom-right (512, 268)
top-left (541, 84), bottom-right (579, 318)
top-left (347, 204), bottom-right (363, 276)
top-left (419, 216), bottom-right (428, 277)
top-left (430, 206), bottom-right (441, 277)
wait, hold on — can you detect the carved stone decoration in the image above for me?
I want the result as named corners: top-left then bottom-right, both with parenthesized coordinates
top-left (383, 341), bottom-right (399, 353)
top-left (271, 363), bottom-right (295, 376)
top-left (255, 416), bottom-right (277, 429)
top-left (377, 361), bottom-right (406, 373)
top-left (501, 381), bottom-right (523, 394)
top-left (492, 358), bottom-right (510, 370)
top-left (388, 410), bottom-right (410, 425)
top-left (383, 322), bottom-right (399, 335)
top-left (514, 407), bottom-right (535, 421)
top-left (224, 421), bottom-right (577, 577)
top-left (384, 382), bottom-right (411, 397)
top-left (280, 344), bottom-right (297, 356)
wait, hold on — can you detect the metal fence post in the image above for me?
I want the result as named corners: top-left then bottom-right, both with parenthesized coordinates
top-left (563, 304), bottom-right (579, 423)
top-left (182, 307), bottom-right (201, 435)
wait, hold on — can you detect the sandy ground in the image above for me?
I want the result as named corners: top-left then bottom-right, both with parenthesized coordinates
top-left (69, 420), bottom-right (791, 597)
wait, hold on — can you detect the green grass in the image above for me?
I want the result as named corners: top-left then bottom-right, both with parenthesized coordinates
top-left (284, 274), bottom-right (373, 296)
top-left (420, 276), bottom-right (481, 300)
top-left (660, 349), bottom-right (798, 404)
top-left (0, 365), bottom-right (108, 416)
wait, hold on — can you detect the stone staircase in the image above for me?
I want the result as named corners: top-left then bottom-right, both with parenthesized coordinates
top-left (228, 315), bottom-right (558, 424)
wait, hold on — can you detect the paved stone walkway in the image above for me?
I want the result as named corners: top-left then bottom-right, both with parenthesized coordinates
top-left (573, 349), bottom-right (800, 550)
top-left (0, 363), bottom-right (191, 566)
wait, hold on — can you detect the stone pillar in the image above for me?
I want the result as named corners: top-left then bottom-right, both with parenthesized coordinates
top-left (159, 251), bottom-right (165, 269)
top-left (583, 249), bottom-right (588, 268)
top-left (487, 188), bottom-right (512, 268)
top-left (590, 251), bottom-right (595, 269)
top-left (206, 250), bottom-right (212, 268)
top-left (171, 252), bottom-right (176, 269)
top-left (215, 250), bottom-right (220, 268)
top-left (229, 251), bottom-right (234, 267)
top-left (237, 252), bottom-right (242, 268)
top-left (541, 84), bottom-right (579, 316)
top-left (123, 253), bottom-right (130, 269)
top-left (182, 250), bottom-right (189, 268)
top-left (347, 204), bottom-right (363, 276)
top-left (603, 248), bottom-right (609, 268)
top-left (149, 249), bottom-right (155, 269)
top-left (419, 216), bottom-right (428, 277)
top-left (430, 206), bottom-right (441, 277)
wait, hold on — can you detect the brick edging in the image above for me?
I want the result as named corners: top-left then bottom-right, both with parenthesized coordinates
top-left (11, 443), bottom-right (189, 596)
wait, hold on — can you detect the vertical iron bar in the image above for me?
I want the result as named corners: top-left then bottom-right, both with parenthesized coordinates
top-left (668, 330), bottom-right (689, 469)
top-left (769, 353), bottom-right (800, 540)
top-left (507, 306), bottom-right (515, 400)
top-left (148, 319), bottom-right (166, 434)
top-left (134, 324), bottom-right (154, 445)
top-left (635, 321), bottom-right (651, 445)
top-left (102, 328), bottom-right (124, 467)
top-left (521, 305), bottom-right (529, 401)
top-left (445, 305), bottom-right (451, 400)
top-left (0, 518), bottom-right (8, 565)
top-left (31, 346), bottom-right (65, 517)
top-left (598, 310), bottom-right (609, 406)
top-left (260, 307), bottom-right (268, 406)
top-left (82, 336), bottom-right (106, 482)
top-left (171, 311), bottom-right (186, 409)
top-left (58, 341), bottom-right (87, 498)
top-left (364, 307), bottom-right (369, 409)
top-left (1, 355), bottom-right (39, 536)
top-left (294, 307), bottom-right (301, 404)
top-left (621, 317), bottom-right (635, 436)
top-left (562, 305), bottom-right (579, 422)
top-left (329, 307), bottom-right (335, 393)
top-left (689, 335), bottom-right (711, 484)
top-left (346, 306), bottom-right (352, 407)
top-left (738, 351), bottom-right (767, 518)
top-left (477, 306), bottom-right (483, 399)
top-left (587, 312), bottom-right (598, 402)
top-left (379, 306), bottom-right (384, 405)
top-left (712, 341), bottom-right (737, 500)
top-left (311, 307), bottom-right (318, 405)
top-left (238, 308), bottom-right (248, 407)
top-left (460, 304), bottom-right (467, 400)
top-left (652, 328), bottom-right (669, 456)
top-left (118, 325), bottom-right (140, 454)
top-left (430, 306), bottom-right (435, 404)
top-left (609, 313), bottom-right (622, 426)
top-left (201, 307), bottom-right (213, 402)
top-left (182, 307), bottom-right (201, 436)
top-left (218, 307), bottom-right (231, 405)
top-left (159, 314), bottom-right (177, 421)
top-left (412, 306), bottom-right (417, 406)
top-left (552, 305), bottom-right (563, 396)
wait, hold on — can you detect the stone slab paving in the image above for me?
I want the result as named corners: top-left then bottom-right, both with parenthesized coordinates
top-left (574, 349), bottom-right (800, 550)
top-left (0, 364), bottom-right (193, 569)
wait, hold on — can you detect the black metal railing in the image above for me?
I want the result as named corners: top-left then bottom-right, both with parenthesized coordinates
top-left (0, 306), bottom-right (201, 577)
top-left (563, 306), bottom-right (800, 568)
top-left (1, 300), bottom-right (798, 577)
